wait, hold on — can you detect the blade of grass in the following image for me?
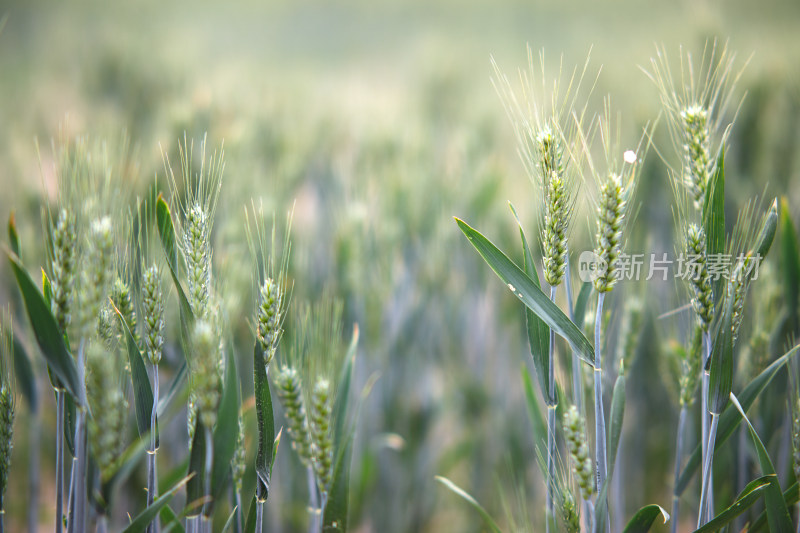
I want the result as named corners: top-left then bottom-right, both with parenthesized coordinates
top-left (122, 475), bottom-right (194, 533)
top-left (210, 342), bottom-right (241, 512)
top-left (780, 197), bottom-right (800, 329)
top-left (621, 504), bottom-right (669, 533)
top-left (676, 344), bottom-right (800, 495)
top-left (750, 482), bottom-right (799, 532)
top-left (435, 476), bottom-right (503, 533)
top-left (692, 475), bottom-right (773, 533)
top-left (253, 342), bottom-right (274, 501)
top-left (5, 250), bottom-right (80, 399)
top-left (111, 300), bottom-right (158, 446)
top-left (455, 218), bottom-right (594, 367)
top-left (729, 393), bottom-right (793, 532)
top-left (702, 147), bottom-right (726, 305)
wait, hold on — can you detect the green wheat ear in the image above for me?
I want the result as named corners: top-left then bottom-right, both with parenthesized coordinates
top-left (274, 365), bottom-right (314, 466)
top-left (593, 173), bottom-right (625, 293)
top-left (49, 208), bottom-right (78, 333)
top-left (78, 216), bottom-right (115, 340)
top-left (110, 275), bottom-right (137, 344)
top-left (86, 341), bottom-right (128, 483)
top-left (141, 263), bottom-right (165, 365)
top-left (563, 405), bottom-right (593, 500)
top-left (686, 224), bottom-right (714, 331)
top-left (191, 319), bottom-right (221, 429)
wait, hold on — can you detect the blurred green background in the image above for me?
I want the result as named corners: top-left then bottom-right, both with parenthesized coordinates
top-left (1, 0), bottom-right (800, 531)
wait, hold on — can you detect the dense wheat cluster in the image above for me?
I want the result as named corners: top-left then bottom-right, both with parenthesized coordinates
top-left (1, 2), bottom-right (800, 532)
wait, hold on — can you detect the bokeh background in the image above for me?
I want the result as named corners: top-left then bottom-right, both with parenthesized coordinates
top-left (1, 0), bottom-right (800, 531)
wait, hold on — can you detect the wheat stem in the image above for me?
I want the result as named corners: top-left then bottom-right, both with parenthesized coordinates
top-left (564, 256), bottom-right (584, 418)
top-left (203, 426), bottom-right (214, 533)
top-left (307, 465), bottom-right (320, 533)
top-left (55, 389), bottom-right (65, 533)
top-left (698, 413), bottom-right (719, 526)
top-left (70, 339), bottom-right (88, 533)
top-left (147, 364), bottom-right (160, 533)
top-left (593, 293), bottom-right (608, 530)
top-left (670, 406), bottom-right (687, 533)
top-left (546, 284), bottom-right (557, 533)
top-left (256, 500), bottom-right (265, 533)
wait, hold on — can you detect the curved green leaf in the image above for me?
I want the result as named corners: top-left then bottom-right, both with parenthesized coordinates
top-left (676, 344), bottom-right (800, 495)
top-left (703, 147), bottom-right (726, 305)
top-left (155, 194), bottom-right (194, 343)
top-left (435, 476), bottom-right (503, 533)
top-left (753, 198), bottom-right (778, 260)
top-left (729, 393), bottom-right (793, 532)
top-left (210, 342), bottom-right (241, 512)
top-left (333, 324), bottom-right (359, 453)
top-left (254, 342), bottom-right (274, 501)
top-left (521, 366), bottom-right (547, 471)
top-left (622, 504), bottom-right (669, 533)
top-left (455, 218), bottom-right (594, 367)
top-left (6, 250), bottom-right (80, 401)
top-left (186, 419), bottom-right (207, 517)
top-left (708, 288), bottom-right (734, 414)
top-left (7, 212), bottom-right (20, 259)
top-left (111, 300), bottom-right (157, 447)
top-left (750, 482), bottom-right (799, 532)
top-left (122, 474), bottom-right (193, 533)
top-left (323, 431), bottom-right (354, 532)
top-left (12, 334), bottom-right (38, 412)
top-left (692, 475), bottom-right (773, 533)
top-left (243, 494), bottom-right (257, 533)
top-left (780, 197), bottom-right (800, 329)
top-left (509, 203), bottom-right (552, 403)
top-left (573, 281), bottom-right (593, 331)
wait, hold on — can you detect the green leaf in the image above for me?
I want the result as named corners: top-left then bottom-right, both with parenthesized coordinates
top-left (595, 373), bottom-right (626, 533)
top-left (573, 281), bottom-right (593, 331)
top-left (210, 343), bottom-right (241, 512)
top-left (729, 393), bottom-right (793, 532)
top-left (753, 198), bottom-right (778, 260)
top-left (7, 212), bottom-right (20, 259)
top-left (435, 476), bottom-right (503, 533)
top-left (12, 335), bottom-right (38, 412)
top-left (5, 251), bottom-right (80, 400)
top-left (780, 197), bottom-right (800, 329)
top-left (622, 504), bottom-right (670, 533)
top-left (122, 474), bottom-right (193, 533)
top-left (455, 218), bottom-right (594, 367)
top-left (220, 504), bottom-right (239, 533)
top-left (111, 300), bottom-right (158, 447)
top-left (708, 288), bottom-right (734, 414)
top-left (159, 505), bottom-right (184, 533)
top-left (750, 482), bottom-right (799, 532)
top-left (155, 194), bottom-right (195, 343)
top-left (332, 324), bottom-right (359, 453)
top-left (692, 475), bottom-right (773, 533)
top-left (322, 431), bottom-right (354, 532)
top-left (186, 419), bottom-right (207, 516)
top-left (521, 366), bottom-right (548, 470)
top-left (703, 147), bottom-right (726, 306)
top-left (677, 344), bottom-right (800, 495)
top-left (253, 342), bottom-right (274, 501)
top-left (243, 494), bottom-right (257, 533)
top-left (509, 203), bottom-right (552, 404)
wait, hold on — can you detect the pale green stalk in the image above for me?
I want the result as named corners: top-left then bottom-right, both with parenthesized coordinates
top-left (546, 285), bottom-right (557, 533)
top-left (698, 414), bottom-right (719, 526)
top-left (56, 390), bottom-right (65, 533)
top-left (593, 293), bottom-right (607, 524)
top-left (670, 406), bottom-right (687, 533)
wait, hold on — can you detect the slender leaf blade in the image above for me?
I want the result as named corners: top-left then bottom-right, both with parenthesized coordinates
top-left (254, 342), bottom-right (274, 500)
top-left (730, 393), bottom-right (793, 532)
top-left (12, 335), bottom-right (38, 412)
top-left (332, 324), bottom-right (358, 453)
top-left (210, 343), bottom-right (241, 511)
top-left (703, 147), bottom-right (726, 305)
top-left (122, 475), bottom-right (193, 533)
top-left (455, 218), bottom-right (594, 366)
top-left (692, 475), bottom-right (773, 533)
top-left (7, 212), bottom-right (20, 258)
top-left (780, 197), bottom-right (800, 328)
top-left (573, 281), bottom-right (593, 331)
top-left (322, 431), bottom-right (353, 532)
top-left (111, 300), bottom-right (158, 447)
top-left (6, 251), bottom-right (80, 400)
top-left (750, 482), bottom-right (799, 532)
top-left (676, 344), bottom-right (800, 495)
top-left (752, 198), bottom-right (778, 260)
top-left (708, 290), bottom-right (734, 414)
top-left (155, 194), bottom-right (194, 342)
top-left (521, 366), bottom-right (548, 467)
top-left (435, 476), bottom-right (503, 533)
top-left (622, 504), bottom-right (670, 533)
top-left (186, 419), bottom-right (207, 516)
top-left (510, 203), bottom-right (552, 403)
